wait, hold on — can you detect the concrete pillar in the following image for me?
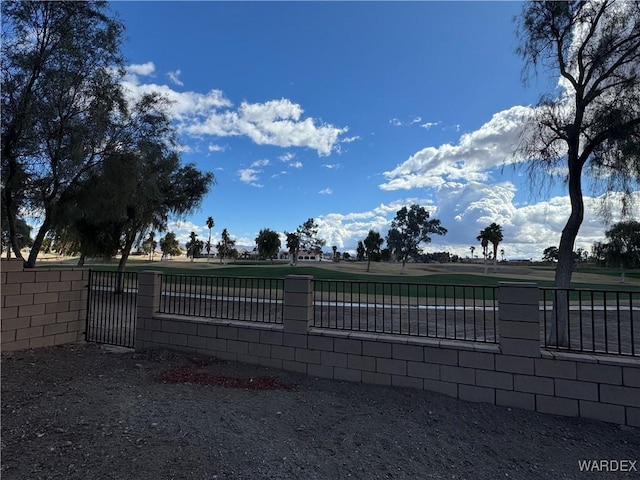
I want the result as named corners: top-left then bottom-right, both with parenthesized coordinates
top-left (135, 270), bottom-right (161, 350)
top-left (283, 275), bottom-right (313, 334)
top-left (498, 282), bottom-right (541, 358)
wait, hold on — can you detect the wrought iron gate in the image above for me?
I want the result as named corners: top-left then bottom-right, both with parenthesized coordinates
top-left (86, 270), bottom-right (138, 348)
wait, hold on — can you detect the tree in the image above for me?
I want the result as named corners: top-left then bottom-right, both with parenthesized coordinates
top-left (159, 232), bottom-right (181, 259)
top-left (331, 245), bottom-right (339, 262)
top-left (205, 216), bottom-right (215, 263)
top-left (364, 230), bottom-right (384, 272)
top-left (186, 232), bottom-right (202, 261)
top-left (470, 246), bottom-right (476, 259)
top-left (48, 94), bottom-right (214, 276)
top-left (542, 246), bottom-right (560, 262)
top-left (285, 218), bottom-right (325, 266)
top-left (285, 232), bottom-right (300, 266)
top-left (1, 1), bottom-right (126, 265)
top-left (356, 241), bottom-right (366, 262)
top-left (386, 205), bottom-right (447, 272)
top-left (476, 229), bottom-right (490, 274)
top-left (517, 1), bottom-right (640, 345)
top-left (601, 220), bottom-right (640, 282)
top-left (500, 248), bottom-right (505, 262)
top-left (217, 228), bottom-right (235, 265)
top-left (255, 228), bottom-right (281, 264)
top-left (484, 223), bottom-right (503, 273)
top-left (141, 232), bottom-right (158, 261)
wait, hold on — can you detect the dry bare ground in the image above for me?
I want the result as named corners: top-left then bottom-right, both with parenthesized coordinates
top-left (2, 343), bottom-right (638, 480)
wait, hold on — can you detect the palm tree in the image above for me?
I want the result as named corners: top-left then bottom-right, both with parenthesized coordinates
top-left (187, 231), bottom-right (198, 262)
top-left (485, 223), bottom-right (504, 273)
top-left (500, 248), bottom-right (505, 262)
top-left (476, 229), bottom-right (490, 274)
top-left (205, 216), bottom-right (215, 263)
top-left (470, 246), bottom-right (475, 259)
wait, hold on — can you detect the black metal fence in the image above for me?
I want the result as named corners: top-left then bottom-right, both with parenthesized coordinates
top-left (85, 271), bottom-right (638, 356)
top-left (159, 274), bottom-right (284, 324)
top-left (540, 288), bottom-right (639, 356)
top-left (313, 280), bottom-right (498, 343)
top-left (86, 270), bottom-right (138, 348)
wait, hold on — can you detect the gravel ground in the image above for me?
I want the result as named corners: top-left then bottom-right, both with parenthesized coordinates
top-left (1, 343), bottom-right (638, 480)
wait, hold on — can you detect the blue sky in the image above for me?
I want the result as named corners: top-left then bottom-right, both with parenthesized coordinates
top-left (111, 1), bottom-right (636, 260)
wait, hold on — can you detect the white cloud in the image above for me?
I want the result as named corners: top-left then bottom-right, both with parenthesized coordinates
top-left (290, 161), bottom-right (303, 169)
top-left (167, 69), bottom-right (184, 86)
top-left (250, 159), bottom-right (270, 168)
top-left (421, 121), bottom-right (441, 130)
top-left (313, 189), bottom-right (640, 260)
top-left (279, 152), bottom-right (295, 162)
top-left (323, 163), bottom-right (341, 170)
top-left (237, 168), bottom-right (263, 187)
top-left (390, 118), bottom-right (403, 127)
top-left (341, 135), bottom-right (361, 143)
top-left (121, 68), bottom-right (347, 156)
top-left (208, 144), bottom-right (226, 152)
top-left (318, 188), bottom-right (333, 195)
top-left (165, 220), bottom-right (208, 248)
top-left (380, 106), bottom-right (532, 191)
top-left (185, 98), bottom-right (347, 156)
top-left (127, 62), bottom-right (155, 76)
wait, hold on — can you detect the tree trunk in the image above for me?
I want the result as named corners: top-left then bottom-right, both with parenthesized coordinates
top-left (115, 234), bottom-right (135, 294)
top-left (367, 258), bottom-right (371, 272)
top-left (493, 245), bottom-right (499, 273)
top-left (549, 160), bottom-right (584, 347)
top-left (77, 253), bottom-right (85, 267)
top-left (4, 197), bottom-right (24, 261)
top-left (25, 217), bottom-right (52, 268)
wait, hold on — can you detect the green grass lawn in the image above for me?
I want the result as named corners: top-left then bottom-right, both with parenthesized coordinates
top-left (71, 259), bottom-right (640, 293)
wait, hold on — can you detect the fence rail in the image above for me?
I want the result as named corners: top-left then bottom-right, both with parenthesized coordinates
top-left (86, 270), bottom-right (138, 348)
top-left (159, 274), bottom-right (284, 324)
top-left (540, 287), bottom-right (639, 356)
top-left (313, 280), bottom-right (498, 342)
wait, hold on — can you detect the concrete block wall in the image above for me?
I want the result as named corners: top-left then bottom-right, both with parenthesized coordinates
top-left (1, 259), bottom-right (88, 352)
top-left (136, 272), bottom-right (640, 427)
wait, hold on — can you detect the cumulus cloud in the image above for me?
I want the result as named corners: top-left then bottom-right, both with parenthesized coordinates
top-left (341, 135), bottom-right (361, 143)
top-left (314, 189), bottom-right (638, 260)
top-left (121, 66), bottom-right (347, 156)
top-left (127, 62), bottom-right (155, 76)
top-left (318, 188), bottom-right (333, 195)
top-left (290, 161), bottom-right (303, 169)
top-left (380, 106), bottom-right (532, 191)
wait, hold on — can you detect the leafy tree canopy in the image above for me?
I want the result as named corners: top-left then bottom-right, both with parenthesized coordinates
top-left (255, 228), bottom-right (281, 263)
top-left (386, 205), bottom-right (447, 271)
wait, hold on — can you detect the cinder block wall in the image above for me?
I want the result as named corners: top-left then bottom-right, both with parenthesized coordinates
top-left (1, 259), bottom-right (88, 352)
top-left (136, 272), bottom-right (640, 427)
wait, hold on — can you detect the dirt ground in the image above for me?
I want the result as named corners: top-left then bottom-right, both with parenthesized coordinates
top-left (2, 342), bottom-right (638, 480)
